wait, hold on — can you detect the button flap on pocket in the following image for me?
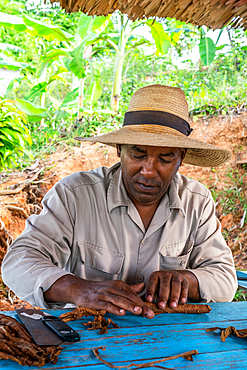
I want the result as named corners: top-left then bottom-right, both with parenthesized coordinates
top-left (78, 242), bottom-right (125, 275)
top-left (159, 247), bottom-right (193, 270)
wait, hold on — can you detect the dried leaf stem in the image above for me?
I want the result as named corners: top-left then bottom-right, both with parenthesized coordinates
top-left (0, 167), bottom-right (45, 196)
top-left (93, 347), bottom-right (198, 369)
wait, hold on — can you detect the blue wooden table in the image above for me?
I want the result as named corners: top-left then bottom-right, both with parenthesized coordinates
top-left (1, 302), bottom-right (247, 369)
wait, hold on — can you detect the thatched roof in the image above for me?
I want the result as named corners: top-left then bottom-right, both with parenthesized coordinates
top-left (51, 0), bottom-right (247, 29)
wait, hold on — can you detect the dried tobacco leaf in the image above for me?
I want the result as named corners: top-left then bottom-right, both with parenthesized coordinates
top-left (83, 315), bottom-right (119, 334)
top-left (145, 302), bottom-right (211, 314)
top-left (0, 314), bottom-right (62, 367)
top-left (206, 326), bottom-right (247, 342)
top-left (59, 307), bottom-right (106, 322)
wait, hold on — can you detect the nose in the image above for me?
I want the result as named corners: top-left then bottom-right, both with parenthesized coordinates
top-left (140, 158), bottom-right (158, 178)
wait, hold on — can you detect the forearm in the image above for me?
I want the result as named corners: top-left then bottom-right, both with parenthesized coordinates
top-left (44, 275), bottom-right (85, 305)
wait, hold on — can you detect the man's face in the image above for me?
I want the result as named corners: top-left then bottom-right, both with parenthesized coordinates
top-left (117, 144), bottom-right (186, 206)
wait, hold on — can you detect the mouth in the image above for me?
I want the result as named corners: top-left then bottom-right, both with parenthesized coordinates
top-left (137, 182), bottom-right (157, 192)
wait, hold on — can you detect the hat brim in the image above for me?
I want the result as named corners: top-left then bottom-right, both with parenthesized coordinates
top-left (75, 125), bottom-right (231, 167)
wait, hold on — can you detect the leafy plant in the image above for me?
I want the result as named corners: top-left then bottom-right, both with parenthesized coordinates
top-left (0, 99), bottom-right (32, 170)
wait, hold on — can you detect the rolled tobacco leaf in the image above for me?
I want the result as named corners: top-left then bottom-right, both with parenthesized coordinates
top-left (0, 314), bottom-right (62, 367)
top-left (145, 302), bottom-right (211, 314)
top-left (206, 326), bottom-right (247, 342)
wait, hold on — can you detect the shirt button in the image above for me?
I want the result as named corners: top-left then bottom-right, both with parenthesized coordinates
top-left (140, 239), bottom-right (146, 246)
top-left (137, 275), bottom-right (145, 282)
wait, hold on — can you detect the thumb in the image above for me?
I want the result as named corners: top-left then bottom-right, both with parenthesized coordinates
top-left (130, 282), bottom-right (145, 294)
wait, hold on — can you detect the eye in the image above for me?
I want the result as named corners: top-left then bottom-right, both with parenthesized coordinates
top-left (133, 155), bottom-right (146, 160)
top-left (159, 158), bottom-right (173, 164)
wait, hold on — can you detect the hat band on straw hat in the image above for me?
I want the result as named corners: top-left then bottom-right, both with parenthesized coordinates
top-left (123, 111), bottom-right (193, 136)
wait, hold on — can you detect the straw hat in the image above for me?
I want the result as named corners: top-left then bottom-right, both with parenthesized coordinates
top-left (75, 85), bottom-right (231, 167)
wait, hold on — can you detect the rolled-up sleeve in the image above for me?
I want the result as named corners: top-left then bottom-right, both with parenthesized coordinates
top-left (188, 195), bottom-right (237, 302)
top-left (1, 182), bottom-right (76, 308)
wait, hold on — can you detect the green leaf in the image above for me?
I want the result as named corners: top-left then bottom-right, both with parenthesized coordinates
top-left (60, 87), bottom-right (79, 108)
top-left (69, 44), bottom-right (86, 79)
top-left (48, 95), bottom-right (61, 110)
top-left (146, 20), bottom-right (171, 55)
top-left (199, 37), bottom-right (216, 66)
top-left (37, 49), bottom-right (69, 78)
top-left (15, 99), bottom-right (48, 116)
top-left (5, 80), bottom-right (15, 98)
top-left (78, 13), bottom-right (94, 40)
top-left (0, 12), bottom-right (27, 32)
top-left (86, 81), bottom-right (102, 105)
top-left (215, 44), bottom-right (228, 51)
top-left (0, 59), bottom-right (29, 71)
top-left (0, 127), bottom-right (21, 143)
top-left (78, 14), bottom-right (110, 43)
top-left (24, 82), bottom-right (48, 103)
top-left (23, 15), bottom-right (74, 43)
top-left (90, 15), bottom-right (110, 35)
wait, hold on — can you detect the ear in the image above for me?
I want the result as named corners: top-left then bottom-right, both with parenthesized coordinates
top-left (116, 144), bottom-right (122, 158)
top-left (180, 148), bottom-right (187, 164)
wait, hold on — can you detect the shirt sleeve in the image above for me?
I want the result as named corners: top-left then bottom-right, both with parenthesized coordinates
top-left (188, 194), bottom-right (238, 302)
top-left (1, 182), bottom-right (76, 308)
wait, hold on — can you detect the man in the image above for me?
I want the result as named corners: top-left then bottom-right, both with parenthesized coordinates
top-left (2, 85), bottom-right (237, 319)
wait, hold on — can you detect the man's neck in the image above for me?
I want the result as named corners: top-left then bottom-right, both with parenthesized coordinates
top-left (129, 198), bottom-right (161, 230)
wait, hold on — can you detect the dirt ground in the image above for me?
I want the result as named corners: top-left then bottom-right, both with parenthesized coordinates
top-left (0, 111), bottom-right (247, 310)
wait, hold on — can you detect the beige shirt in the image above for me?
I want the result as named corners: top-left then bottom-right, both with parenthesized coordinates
top-left (2, 163), bottom-right (237, 308)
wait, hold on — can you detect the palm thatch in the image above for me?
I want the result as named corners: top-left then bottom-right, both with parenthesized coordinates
top-left (50, 0), bottom-right (247, 29)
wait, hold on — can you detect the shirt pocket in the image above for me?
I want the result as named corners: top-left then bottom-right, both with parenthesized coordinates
top-left (77, 241), bottom-right (125, 277)
top-left (159, 240), bottom-right (194, 270)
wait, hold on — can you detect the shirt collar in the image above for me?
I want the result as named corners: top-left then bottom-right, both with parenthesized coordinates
top-left (107, 164), bottom-right (185, 216)
top-left (107, 163), bottom-right (129, 212)
top-left (168, 173), bottom-right (185, 216)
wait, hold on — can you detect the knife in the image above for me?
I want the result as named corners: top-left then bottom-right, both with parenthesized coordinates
top-left (16, 309), bottom-right (80, 346)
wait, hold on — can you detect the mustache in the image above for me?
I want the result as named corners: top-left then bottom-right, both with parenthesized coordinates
top-left (134, 176), bottom-right (160, 187)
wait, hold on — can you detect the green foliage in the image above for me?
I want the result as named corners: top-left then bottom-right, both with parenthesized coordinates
top-left (0, 0), bottom-right (246, 170)
top-left (233, 289), bottom-right (247, 302)
top-left (210, 167), bottom-right (247, 223)
top-left (0, 99), bottom-right (32, 170)
top-left (199, 37), bottom-right (216, 66)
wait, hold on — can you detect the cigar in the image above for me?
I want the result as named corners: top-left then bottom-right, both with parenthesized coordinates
top-left (145, 302), bottom-right (211, 314)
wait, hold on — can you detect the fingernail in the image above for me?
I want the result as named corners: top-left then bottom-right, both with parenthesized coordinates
top-left (170, 301), bottom-right (177, 308)
top-left (180, 298), bottom-right (186, 304)
top-left (146, 309), bottom-right (154, 318)
top-left (119, 309), bottom-right (125, 314)
top-left (133, 306), bottom-right (141, 312)
top-left (146, 295), bottom-right (152, 302)
top-left (159, 301), bottom-right (165, 309)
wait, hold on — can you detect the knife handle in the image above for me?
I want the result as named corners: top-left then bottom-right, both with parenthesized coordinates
top-left (42, 316), bottom-right (80, 342)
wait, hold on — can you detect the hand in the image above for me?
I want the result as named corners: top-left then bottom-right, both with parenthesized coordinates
top-left (44, 275), bottom-right (154, 318)
top-left (145, 270), bottom-right (200, 309)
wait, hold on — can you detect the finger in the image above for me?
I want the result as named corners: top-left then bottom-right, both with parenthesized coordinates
top-left (157, 274), bottom-right (172, 309)
top-left (142, 304), bottom-right (155, 319)
top-left (95, 300), bottom-right (127, 316)
top-left (169, 276), bottom-right (189, 309)
top-left (145, 273), bottom-right (159, 302)
top-left (100, 282), bottom-right (148, 314)
top-left (130, 282), bottom-right (145, 294)
top-left (101, 292), bottom-right (144, 315)
top-left (179, 279), bottom-right (189, 304)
